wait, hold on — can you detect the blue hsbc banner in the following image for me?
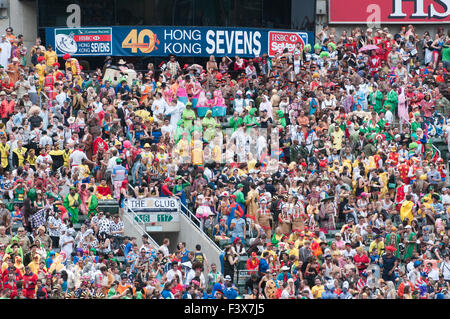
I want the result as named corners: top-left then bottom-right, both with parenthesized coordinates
top-left (46, 26), bottom-right (313, 58)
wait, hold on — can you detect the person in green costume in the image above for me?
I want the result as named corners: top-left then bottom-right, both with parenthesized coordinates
top-left (229, 111), bottom-right (243, 132)
top-left (13, 180), bottom-right (26, 203)
top-left (376, 112), bottom-right (387, 133)
top-left (385, 229), bottom-right (401, 259)
top-left (202, 110), bottom-right (221, 142)
top-left (233, 183), bottom-right (246, 215)
top-left (87, 186), bottom-right (98, 218)
top-left (243, 108), bottom-right (259, 132)
top-left (368, 86), bottom-right (384, 113)
top-left (27, 187), bottom-right (37, 203)
top-left (276, 110), bottom-right (287, 128)
top-left (410, 113), bottom-right (421, 134)
top-left (63, 186), bottom-right (82, 224)
top-left (174, 119), bottom-right (190, 143)
top-left (384, 87), bottom-right (398, 114)
top-left (402, 227), bottom-right (418, 260)
top-left (182, 102), bottom-right (196, 130)
top-left (5, 236), bottom-right (24, 259)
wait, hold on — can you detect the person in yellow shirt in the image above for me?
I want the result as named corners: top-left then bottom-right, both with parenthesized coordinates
top-left (35, 56), bottom-right (46, 92)
top-left (287, 241), bottom-right (299, 267)
top-left (400, 194), bottom-right (415, 225)
top-left (63, 53), bottom-right (82, 86)
top-left (12, 140), bottom-right (27, 168)
top-left (44, 45), bottom-right (58, 68)
top-left (332, 125), bottom-right (345, 151)
top-left (369, 235), bottom-right (385, 256)
top-left (311, 278), bottom-right (325, 299)
top-left (0, 135), bottom-right (10, 173)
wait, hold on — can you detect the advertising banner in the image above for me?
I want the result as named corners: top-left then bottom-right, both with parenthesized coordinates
top-left (328, 0), bottom-right (450, 24)
top-left (53, 27), bottom-right (113, 56)
top-left (46, 26), bottom-right (313, 57)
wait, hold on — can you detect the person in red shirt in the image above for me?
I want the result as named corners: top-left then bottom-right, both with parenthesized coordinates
top-left (43, 69), bottom-right (55, 104)
top-left (398, 158), bottom-right (410, 184)
top-left (53, 62), bottom-right (65, 81)
top-left (22, 266), bottom-right (38, 299)
top-left (246, 252), bottom-right (260, 271)
top-left (93, 136), bottom-right (109, 157)
top-left (388, 147), bottom-right (399, 166)
top-left (96, 178), bottom-right (112, 198)
top-left (161, 178), bottom-right (173, 197)
top-left (353, 247), bottom-right (370, 274)
top-left (368, 50), bottom-right (381, 78)
top-left (2, 272), bottom-right (18, 299)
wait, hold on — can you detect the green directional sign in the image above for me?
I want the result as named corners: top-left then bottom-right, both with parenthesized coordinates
top-left (134, 213), bottom-right (174, 223)
top-left (157, 214), bottom-right (173, 222)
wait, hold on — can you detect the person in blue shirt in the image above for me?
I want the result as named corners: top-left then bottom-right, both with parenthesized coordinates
top-left (258, 252), bottom-right (270, 276)
top-left (229, 213), bottom-right (246, 245)
top-left (123, 237), bottom-right (135, 257)
top-left (161, 281), bottom-right (174, 299)
top-left (338, 281), bottom-right (353, 299)
top-left (115, 80), bottom-right (130, 95)
top-left (178, 242), bottom-right (190, 263)
top-left (276, 266), bottom-right (292, 283)
top-left (321, 282), bottom-right (338, 299)
top-left (46, 251), bottom-right (56, 269)
top-left (223, 281), bottom-right (238, 299)
top-left (212, 279), bottom-right (225, 297)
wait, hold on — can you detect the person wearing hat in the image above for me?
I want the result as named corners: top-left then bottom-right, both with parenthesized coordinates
top-left (276, 265), bottom-right (292, 283)
top-left (63, 186), bottom-right (81, 224)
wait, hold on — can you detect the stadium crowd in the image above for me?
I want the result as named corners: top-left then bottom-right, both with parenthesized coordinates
top-left (0, 24), bottom-right (449, 299)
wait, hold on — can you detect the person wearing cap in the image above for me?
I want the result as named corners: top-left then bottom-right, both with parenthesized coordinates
top-left (230, 208), bottom-right (246, 246)
top-left (380, 245), bottom-right (399, 282)
top-left (246, 251), bottom-right (260, 271)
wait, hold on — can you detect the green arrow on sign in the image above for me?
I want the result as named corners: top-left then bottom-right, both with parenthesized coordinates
top-left (157, 214), bottom-right (173, 222)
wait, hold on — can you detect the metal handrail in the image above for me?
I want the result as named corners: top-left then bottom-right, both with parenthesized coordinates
top-left (39, 91), bottom-right (49, 109)
top-left (430, 143), bottom-right (441, 160)
top-left (124, 199), bottom-right (160, 249)
top-left (177, 199), bottom-right (222, 252)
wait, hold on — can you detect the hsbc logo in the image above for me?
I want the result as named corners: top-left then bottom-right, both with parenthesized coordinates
top-left (268, 31), bottom-right (307, 57)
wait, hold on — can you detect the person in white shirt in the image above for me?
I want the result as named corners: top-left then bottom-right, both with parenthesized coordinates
top-left (36, 148), bottom-right (53, 167)
top-left (183, 262), bottom-right (196, 286)
top-left (55, 86), bottom-right (69, 108)
top-left (59, 226), bottom-right (74, 259)
top-left (69, 144), bottom-right (95, 174)
top-left (385, 105), bottom-right (394, 125)
top-left (159, 238), bottom-right (170, 257)
top-left (38, 130), bottom-right (53, 148)
top-left (321, 93), bottom-right (336, 111)
top-left (0, 35), bottom-right (11, 68)
top-left (165, 261), bottom-right (183, 283)
top-left (259, 95), bottom-right (273, 119)
top-left (93, 95), bottom-right (103, 113)
top-left (152, 92), bottom-right (168, 122)
top-left (161, 118), bottom-right (174, 137)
